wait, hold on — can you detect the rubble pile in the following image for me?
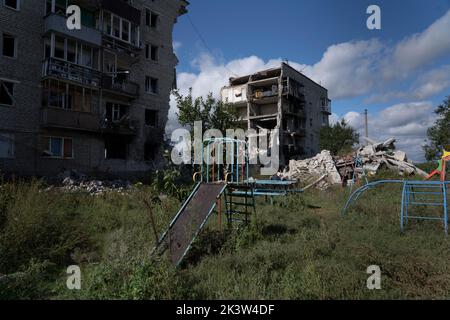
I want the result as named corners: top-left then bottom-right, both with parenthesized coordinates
top-left (281, 137), bottom-right (428, 190)
top-left (356, 137), bottom-right (428, 177)
top-left (46, 170), bottom-right (133, 195)
top-left (60, 177), bottom-right (132, 195)
top-left (281, 150), bottom-right (342, 190)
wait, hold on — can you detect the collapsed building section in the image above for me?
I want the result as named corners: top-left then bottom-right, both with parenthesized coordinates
top-left (221, 63), bottom-right (331, 165)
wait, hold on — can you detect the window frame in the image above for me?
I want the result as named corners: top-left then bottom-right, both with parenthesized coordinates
top-left (1, 32), bottom-right (17, 59)
top-left (145, 109), bottom-right (159, 127)
top-left (43, 136), bottom-right (74, 159)
top-left (0, 79), bottom-right (16, 107)
top-left (145, 8), bottom-right (160, 29)
top-left (3, 0), bottom-right (20, 11)
top-left (145, 76), bottom-right (159, 95)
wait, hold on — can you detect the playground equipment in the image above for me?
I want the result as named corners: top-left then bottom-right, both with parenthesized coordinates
top-left (342, 180), bottom-right (450, 235)
top-left (152, 138), bottom-right (302, 266)
top-left (426, 150), bottom-right (450, 182)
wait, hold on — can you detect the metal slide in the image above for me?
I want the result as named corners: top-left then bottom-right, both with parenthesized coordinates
top-left (152, 182), bottom-right (227, 266)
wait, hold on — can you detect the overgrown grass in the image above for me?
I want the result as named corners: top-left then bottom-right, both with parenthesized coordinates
top-left (1, 173), bottom-right (449, 300)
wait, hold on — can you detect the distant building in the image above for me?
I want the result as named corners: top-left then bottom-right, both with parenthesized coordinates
top-left (221, 63), bottom-right (331, 164)
top-left (0, 0), bottom-right (188, 177)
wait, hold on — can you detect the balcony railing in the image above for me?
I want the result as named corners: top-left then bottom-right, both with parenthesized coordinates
top-left (321, 102), bottom-right (332, 115)
top-left (102, 75), bottom-right (139, 98)
top-left (100, 117), bottom-right (138, 136)
top-left (41, 107), bottom-right (100, 132)
top-left (103, 34), bottom-right (142, 57)
top-left (42, 58), bottom-right (102, 88)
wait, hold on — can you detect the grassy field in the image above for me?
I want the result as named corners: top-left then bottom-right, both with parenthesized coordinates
top-left (1, 173), bottom-right (450, 300)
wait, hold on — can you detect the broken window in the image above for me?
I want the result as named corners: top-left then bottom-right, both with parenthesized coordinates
top-left (0, 133), bottom-right (14, 158)
top-left (145, 109), bottom-right (158, 127)
top-left (54, 35), bottom-right (65, 59)
top-left (43, 137), bottom-right (73, 158)
top-left (145, 9), bottom-right (159, 28)
top-left (67, 39), bottom-right (77, 63)
top-left (48, 81), bottom-right (68, 109)
top-left (3, 0), bottom-right (19, 10)
top-left (0, 80), bottom-right (15, 106)
top-left (105, 102), bottom-right (128, 122)
top-left (2, 33), bottom-right (16, 58)
top-left (151, 45), bottom-right (158, 61)
top-left (122, 19), bottom-right (131, 43)
top-left (145, 44), bottom-right (158, 61)
top-left (145, 76), bottom-right (159, 94)
top-left (144, 141), bottom-right (159, 161)
top-left (105, 137), bottom-right (128, 160)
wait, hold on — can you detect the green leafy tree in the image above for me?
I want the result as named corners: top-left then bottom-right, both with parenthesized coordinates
top-left (319, 119), bottom-right (360, 156)
top-left (423, 96), bottom-right (450, 161)
top-left (173, 89), bottom-right (242, 134)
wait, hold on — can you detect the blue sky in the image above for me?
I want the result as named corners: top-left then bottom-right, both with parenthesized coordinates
top-left (170, 0), bottom-right (450, 161)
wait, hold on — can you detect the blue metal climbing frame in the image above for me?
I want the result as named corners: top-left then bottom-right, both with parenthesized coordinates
top-left (200, 137), bottom-right (249, 185)
top-left (342, 180), bottom-right (450, 235)
top-left (401, 181), bottom-right (449, 235)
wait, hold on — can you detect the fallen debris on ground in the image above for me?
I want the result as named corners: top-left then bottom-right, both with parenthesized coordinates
top-left (281, 137), bottom-right (428, 190)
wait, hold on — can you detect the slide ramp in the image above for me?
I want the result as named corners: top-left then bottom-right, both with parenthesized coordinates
top-left (153, 182), bottom-right (227, 266)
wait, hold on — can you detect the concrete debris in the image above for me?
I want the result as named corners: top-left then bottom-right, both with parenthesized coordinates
top-left (46, 170), bottom-right (133, 195)
top-left (281, 137), bottom-right (428, 190)
top-left (281, 150), bottom-right (342, 190)
top-left (60, 178), bottom-right (132, 195)
top-left (356, 137), bottom-right (428, 178)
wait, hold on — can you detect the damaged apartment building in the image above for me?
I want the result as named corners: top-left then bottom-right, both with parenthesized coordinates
top-left (221, 63), bottom-right (331, 165)
top-left (0, 0), bottom-right (188, 176)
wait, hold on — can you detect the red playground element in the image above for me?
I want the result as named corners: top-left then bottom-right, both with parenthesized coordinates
top-left (426, 150), bottom-right (450, 182)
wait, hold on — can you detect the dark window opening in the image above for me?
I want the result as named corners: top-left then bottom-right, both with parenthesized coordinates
top-left (2, 33), bottom-right (16, 57)
top-left (4, 0), bottom-right (19, 10)
top-left (146, 10), bottom-right (159, 28)
top-left (105, 137), bottom-right (128, 160)
top-left (145, 109), bottom-right (158, 127)
top-left (145, 44), bottom-right (158, 61)
top-left (145, 76), bottom-right (159, 94)
top-left (151, 45), bottom-right (158, 61)
top-left (0, 81), bottom-right (14, 106)
top-left (105, 102), bottom-right (128, 123)
top-left (144, 141), bottom-right (159, 161)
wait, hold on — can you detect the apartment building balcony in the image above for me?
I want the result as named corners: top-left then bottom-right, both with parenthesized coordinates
top-left (41, 108), bottom-right (100, 132)
top-left (44, 13), bottom-right (102, 47)
top-left (102, 35), bottom-right (142, 57)
top-left (42, 58), bottom-right (102, 88)
top-left (102, 75), bottom-right (139, 99)
top-left (100, 118), bottom-right (138, 136)
top-left (321, 101), bottom-right (332, 115)
top-left (285, 128), bottom-right (307, 138)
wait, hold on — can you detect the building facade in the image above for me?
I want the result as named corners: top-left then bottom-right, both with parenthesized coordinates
top-left (221, 63), bottom-right (331, 165)
top-left (0, 0), bottom-right (188, 177)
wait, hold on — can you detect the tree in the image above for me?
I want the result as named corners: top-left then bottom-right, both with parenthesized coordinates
top-left (319, 119), bottom-right (360, 156)
top-left (173, 89), bottom-right (242, 134)
top-left (423, 96), bottom-right (450, 161)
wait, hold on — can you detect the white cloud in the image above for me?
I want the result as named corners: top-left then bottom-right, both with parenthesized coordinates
top-left (173, 41), bottom-right (182, 55)
top-left (302, 40), bottom-right (384, 99)
top-left (390, 10), bottom-right (450, 76)
top-left (365, 65), bottom-right (450, 103)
